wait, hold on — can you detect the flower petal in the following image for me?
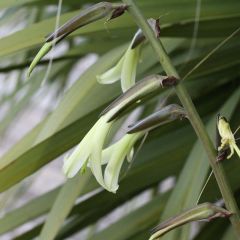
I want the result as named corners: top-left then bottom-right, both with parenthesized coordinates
top-left (104, 145), bottom-right (127, 192)
top-left (104, 133), bottom-right (141, 193)
top-left (97, 56), bottom-right (124, 84)
top-left (121, 45), bottom-right (140, 92)
top-left (127, 147), bottom-right (134, 163)
top-left (89, 115), bottom-right (113, 189)
top-left (101, 144), bottom-right (115, 165)
top-left (63, 122), bottom-right (96, 178)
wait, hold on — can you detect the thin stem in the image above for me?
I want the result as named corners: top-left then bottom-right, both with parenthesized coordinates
top-left (0, 56), bottom-right (80, 73)
top-left (234, 126), bottom-right (240, 135)
top-left (122, 0), bottom-right (240, 236)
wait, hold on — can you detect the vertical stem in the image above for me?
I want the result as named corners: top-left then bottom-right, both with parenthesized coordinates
top-left (122, 0), bottom-right (240, 236)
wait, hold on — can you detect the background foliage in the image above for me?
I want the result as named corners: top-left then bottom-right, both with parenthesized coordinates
top-left (0, 0), bottom-right (239, 239)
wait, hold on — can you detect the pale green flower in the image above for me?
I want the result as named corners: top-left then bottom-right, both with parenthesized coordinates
top-left (63, 110), bottom-right (143, 193)
top-left (97, 18), bottom-right (160, 92)
top-left (63, 91), bottom-right (148, 191)
top-left (63, 68), bottom-right (167, 193)
top-left (97, 30), bottom-right (142, 92)
top-left (62, 94), bottom-right (142, 192)
top-left (102, 132), bottom-right (143, 193)
top-left (63, 113), bottom-right (113, 189)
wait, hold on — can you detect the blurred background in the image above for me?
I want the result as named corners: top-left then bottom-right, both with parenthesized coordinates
top-left (0, 0), bottom-right (239, 240)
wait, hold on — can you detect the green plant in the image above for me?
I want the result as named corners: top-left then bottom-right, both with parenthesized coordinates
top-left (0, 0), bottom-right (239, 239)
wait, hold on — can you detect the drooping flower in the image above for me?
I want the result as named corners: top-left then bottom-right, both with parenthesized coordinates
top-left (97, 30), bottom-right (142, 92)
top-left (97, 18), bottom-right (160, 92)
top-left (62, 74), bottom-right (151, 192)
top-left (63, 112), bottom-right (113, 189)
top-left (102, 132), bottom-right (143, 192)
top-left (63, 73), bottom-right (183, 193)
top-left (63, 74), bottom-right (147, 192)
top-left (63, 108), bottom-right (143, 193)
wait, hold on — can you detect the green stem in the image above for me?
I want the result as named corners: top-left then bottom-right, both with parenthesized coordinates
top-left (122, 0), bottom-right (240, 237)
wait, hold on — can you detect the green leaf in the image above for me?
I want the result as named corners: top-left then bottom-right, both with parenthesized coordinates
top-left (0, 0), bottom-right (38, 9)
top-left (88, 193), bottom-right (170, 240)
top-left (39, 172), bottom-right (91, 240)
top-left (1, 1), bottom-right (240, 57)
top-left (222, 227), bottom-right (236, 240)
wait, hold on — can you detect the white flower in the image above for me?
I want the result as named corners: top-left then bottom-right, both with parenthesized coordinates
top-left (63, 111), bottom-right (143, 193)
top-left (97, 30), bottom-right (142, 92)
top-left (63, 103), bottom-right (145, 193)
top-left (63, 34), bottom-right (153, 192)
top-left (63, 113), bottom-right (113, 189)
top-left (102, 132), bottom-right (143, 193)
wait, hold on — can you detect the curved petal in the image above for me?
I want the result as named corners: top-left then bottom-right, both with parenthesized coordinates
top-left (121, 45), bottom-right (140, 92)
top-left (104, 133), bottom-right (141, 193)
top-left (89, 115), bottom-right (113, 189)
top-left (97, 56), bottom-right (124, 84)
top-left (101, 144), bottom-right (115, 165)
top-left (104, 145), bottom-right (128, 193)
top-left (127, 147), bottom-right (134, 163)
top-left (63, 122), bottom-right (96, 178)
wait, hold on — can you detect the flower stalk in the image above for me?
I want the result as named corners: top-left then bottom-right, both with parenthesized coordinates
top-left (122, 0), bottom-right (240, 236)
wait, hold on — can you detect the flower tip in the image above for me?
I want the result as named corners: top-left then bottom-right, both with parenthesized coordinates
top-left (62, 165), bottom-right (73, 178)
top-left (107, 185), bottom-right (118, 194)
top-left (62, 159), bottom-right (77, 178)
top-left (96, 66), bottom-right (121, 85)
top-left (97, 56), bottom-right (124, 85)
top-left (63, 169), bottom-right (76, 179)
top-left (96, 73), bottom-right (111, 84)
top-left (96, 74), bottom-right (104, 84)
top-left (127, 148), bottom-right (134, 162)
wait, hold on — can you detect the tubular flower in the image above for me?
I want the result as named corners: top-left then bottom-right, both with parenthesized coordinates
top-left (102, 132), bottom-right (143, 193)
top-left (63, 110), bottom-right (143, 193)
top-left (64, 63), bottom-right (170, 193)
top-left (63, 113), bottom-right (113, 189)
top-left (62, 77), bottom-right (150, 192)
top-left (97, 30), bottom-right (142, 92)
top-left (97, 18), bottom-right (160, 92)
